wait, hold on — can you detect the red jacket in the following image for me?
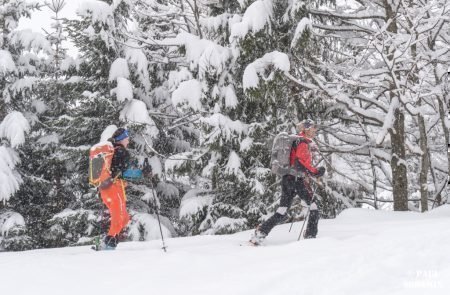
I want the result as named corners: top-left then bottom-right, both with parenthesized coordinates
top-left (289, 132), bottom-right (318, 174)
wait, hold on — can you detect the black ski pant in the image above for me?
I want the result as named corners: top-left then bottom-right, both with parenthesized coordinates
top-left (259, 174), bottom-right (319, 238)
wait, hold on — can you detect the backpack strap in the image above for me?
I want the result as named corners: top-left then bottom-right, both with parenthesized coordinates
top-left (291, 137), bottom-right (307, 150)
top-left (290, 137), bottom-right (309, 176)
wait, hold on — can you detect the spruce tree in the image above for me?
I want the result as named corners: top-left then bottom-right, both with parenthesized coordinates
top-left (169, 0), bottom-right (350, 235)
top-left (0, 0), bottom-right (48, 250)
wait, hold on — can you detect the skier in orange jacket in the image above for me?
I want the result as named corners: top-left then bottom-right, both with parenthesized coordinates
top-left (99, 128), bottom-right (132, 249)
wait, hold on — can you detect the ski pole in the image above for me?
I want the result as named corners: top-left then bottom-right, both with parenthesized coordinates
top-left (149, 179), bottom-right (167, 252)
top-left (289, 201), bottom-right (309, 233)
top-left (289, 178), bottom-right (319, 233)
top-left (297, 180), bottom-right (318, 241)
top-left (289, 205), bottom-right (302, 232)
top-left (144, 158), bottom-right (167, 252)
top-left (297, 205), bottom-right (311, 241)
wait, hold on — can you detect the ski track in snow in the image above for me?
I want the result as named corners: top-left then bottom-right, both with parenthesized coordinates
top-left (1, 207), bottom-right (450, 295)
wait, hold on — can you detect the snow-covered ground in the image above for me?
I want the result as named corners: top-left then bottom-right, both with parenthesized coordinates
top-left (2, 207), bottom-right (449, 295)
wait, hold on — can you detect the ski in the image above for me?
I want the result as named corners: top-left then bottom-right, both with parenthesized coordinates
top-left (240, 241), bottom-right (262, 247)
top-left (91, 247), bottom-right (116, 251)
top-left (90, 236), bottom-right (115, 251)
top-left (91, 236), bottom-right (101, 251)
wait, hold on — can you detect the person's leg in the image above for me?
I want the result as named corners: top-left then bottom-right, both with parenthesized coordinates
top-left (100, 182), bottom-right (126, 246)
top-left (305, 204), bottom-right (319, 238)
top-left (258, 175), bottom-right (296, 236)
top-left (297, 178), bottom-right (320, 238)
top-left (116, 179), bottom-right (130, 241)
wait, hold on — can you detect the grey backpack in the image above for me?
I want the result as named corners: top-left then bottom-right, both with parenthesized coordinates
top-left (270, 132), bottom-right (304, 177)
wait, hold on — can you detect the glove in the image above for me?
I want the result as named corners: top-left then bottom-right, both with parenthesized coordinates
top-left (315, 166), bottom-right (325, 177)
top-left (123, 168), bottom-right (143, 180)
top-left (142, 158), bottom-right (153, 177)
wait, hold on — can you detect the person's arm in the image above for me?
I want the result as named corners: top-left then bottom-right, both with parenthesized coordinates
top-left (295, 142), bottom-right (318, 174)
top-left (111, 146), bottom-right (130, 178)
top-left (142, 158), bottom-right (152, 177)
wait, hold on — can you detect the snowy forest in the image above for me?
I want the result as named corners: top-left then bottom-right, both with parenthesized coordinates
top-left (0, 0), bottom-right (449, 251)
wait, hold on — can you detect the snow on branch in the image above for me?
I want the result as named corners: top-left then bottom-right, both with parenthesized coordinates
top-left (230, 0), bottom-right (273, 40)
top-left (172, 79), bottom-right (203, 111)
top-left (10, 30), bottom-right (52, 54)
top-left (0, 147), bottom-right (22, 203)
top-left (77, 0), bottom-right (113, 24)
top-left (0, 50), bottom-right (16, 75)
top-left (0, 111), bottom-right (30, 148)
top-left (156, 182), bottom-right (179, 200)
top-left (212, 217), bottom-right (247, 234)
top-left (128, 212), bottom-right (172, 241)
top-left (109, 58), bottom-right (133, 102)
top-left (168, 68), bottom-right (193, 92)
top-left (124, 41), bottom-right (150, 91)
top-left (10, 77), bottom-right (38, 96)
top-left (336, 95), bottom-right (384, 124)
top-left (201, 152), bottom-right (220, 178)
top-left (201, 113), bottom-right (248, 141)
top-left (60, 56), bottom-right (79, 71)
top-left (160, 32), bottom-right (231, 78)
top-left (0, 211), bottom-right (25, 236)
top-left (312, 23), bottom-right (376, 34)
top-left (111, 77), bottom-right (133, 102)
top-left (291, 18), bottom-right (312, 48)
top-left (376, 97), bottom-right (399, 145)
top-left (165, 149), bottom-right (207, 175)
top-left (179, 189), bottom-right (213, 219)
top-left (308, 8), bottom-right (386, 20)
top-left (243, 51), bottom-right (290, 90)
top-left (225, 151), bottom-right (244, 179)
top-left (109, 58), bottom-right (130, 82)
top-left (100, 125), bottom-right (118, 142)
top-left (120, 99), bottom-right (156, 129)
top-left (111, 0), bottom-right (125, 10)
top-left (223, 85), bottom-right (238, 108)
top-left (200, 13), bottom-right (231, 32)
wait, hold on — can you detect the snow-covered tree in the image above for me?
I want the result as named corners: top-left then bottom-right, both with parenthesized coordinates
top-left (160, 0), bottom-right (351, 235)
top-left (303, 0), bottom-right (450, 211)
top-left (62, 0), bottom-right (187, 243)
top-left (7, 0), bottom-right (449, 252)
top-left (0, 0), bottom-right (52, 250)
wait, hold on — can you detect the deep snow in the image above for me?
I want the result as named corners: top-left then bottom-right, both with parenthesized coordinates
top-left (1, 206), bottom-right (449, 295)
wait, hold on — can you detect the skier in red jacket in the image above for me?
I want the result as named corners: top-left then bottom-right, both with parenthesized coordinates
top-left (250, 119), bottom-right (325, 245)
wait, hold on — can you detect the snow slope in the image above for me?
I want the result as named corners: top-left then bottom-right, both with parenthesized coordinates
top-left (2, 207), bottom-right (450, 295)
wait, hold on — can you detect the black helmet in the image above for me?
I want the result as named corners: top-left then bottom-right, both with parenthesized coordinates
top-left (298, 119), bottom-right (317, 130)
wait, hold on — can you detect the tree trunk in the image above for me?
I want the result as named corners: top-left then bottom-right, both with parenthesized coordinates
top-left (436, 97), bottom-right (448, 206)
top-left (418, 114), bottom-right (429, 212)
top-left (179, 0), bottom-right (192, 34)
top-left (390, 108), bottom-right (408, 211)
top-left (384, 1), bottom-right (408, 210)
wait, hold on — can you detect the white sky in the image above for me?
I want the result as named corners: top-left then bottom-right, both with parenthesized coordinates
top-left (18, 0), bottom-right (84, 57)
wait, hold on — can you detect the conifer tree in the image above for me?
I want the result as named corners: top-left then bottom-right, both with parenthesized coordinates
top-left (63, 0), bottom-right (181, 242)
top-left (165, 0), bottom-right (350, 235)
top-left (0, 0), bottom-right (49, 250)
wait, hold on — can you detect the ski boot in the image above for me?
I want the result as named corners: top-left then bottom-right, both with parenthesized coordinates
top-left (91, 235), bottom-right (117, 251)
top-left (249, 226), bottom-right (267, 246)
top-left (303, 233), bottom-right (316, 239)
